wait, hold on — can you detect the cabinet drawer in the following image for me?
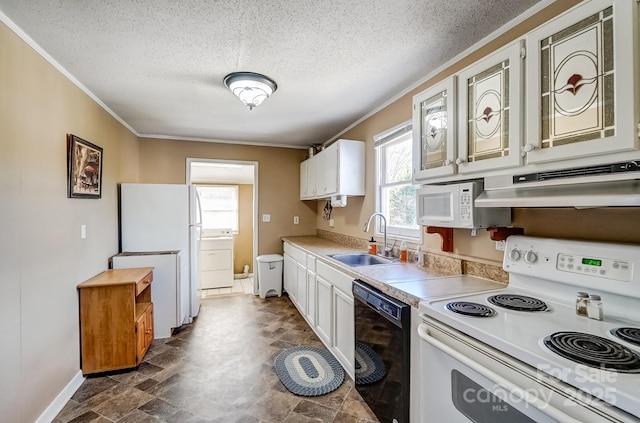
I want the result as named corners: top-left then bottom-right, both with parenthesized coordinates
top-left (200, 249), bottom-right (232, 271)
top-left (284, 243), bottom-right (306, 264)
top-left (136, 272), bottom-right (153, 296)
top-left (317, 261), bottom-right (353, 296)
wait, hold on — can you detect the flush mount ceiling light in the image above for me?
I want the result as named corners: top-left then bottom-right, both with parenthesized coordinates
top-left (223, 72), bottom-right (278, 110)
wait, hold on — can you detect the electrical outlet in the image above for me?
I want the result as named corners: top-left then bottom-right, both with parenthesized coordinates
top-left (329, 219), bottom-right (335, 228)
top-left (293, 216), bottom-right (299, 224)
top-left (262, 214), bottom-right (271, 222)
top-left (81, 224), bottom-right (87, 239)
top-left (495, 240), bottom-right (505, 251)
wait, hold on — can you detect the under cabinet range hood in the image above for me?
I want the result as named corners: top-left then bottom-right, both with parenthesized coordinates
top-left (476, 160), bottom-right (640, 208)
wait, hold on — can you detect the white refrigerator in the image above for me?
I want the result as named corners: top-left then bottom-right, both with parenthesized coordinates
top-left (112, 251), bottom-right (187, 338)
top-left (120, 183), bottom-right (202, 320)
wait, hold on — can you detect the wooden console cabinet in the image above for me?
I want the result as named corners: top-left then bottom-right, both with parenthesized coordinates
top-left (78, 267), bottom-right (154, 375)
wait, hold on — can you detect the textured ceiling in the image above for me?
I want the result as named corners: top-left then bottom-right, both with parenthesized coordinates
top-left (0, 0), bottom-right (541, 147)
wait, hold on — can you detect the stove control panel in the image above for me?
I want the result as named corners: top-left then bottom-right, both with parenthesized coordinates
top-left (506, 248), bottom-right (631, 282)
top-left (504, 236), bottom-right (638, 297)
top-left (556, 253), bottom-right (631, 282)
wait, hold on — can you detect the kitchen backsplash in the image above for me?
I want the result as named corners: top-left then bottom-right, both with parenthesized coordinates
top-left (316, 229), bottom-right (508, 284)
top-left (464, 260), bottom-right (508, 284)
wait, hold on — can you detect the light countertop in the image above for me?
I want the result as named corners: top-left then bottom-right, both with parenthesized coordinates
top-left (281, 236), bottom-right (506, 307)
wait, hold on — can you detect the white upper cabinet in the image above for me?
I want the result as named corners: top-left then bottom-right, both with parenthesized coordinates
top-left (524, 0), bottom-right (639, 164)
top-left (300, 139), bottom-right (364, 200)
top-left (300, 155), bottom-right (317, 199)
top-left (412, 39), bottom-right (524, 182)
top-left (411, 0), bottom-right (640, 185)
top-left (299, 160), bottom-right (308, 199)
top-left (412, 76), bottom-right (457, 181)
top-left (457, 40), bottom-right (525, 174)
top-left (315, 142), bottom-right (339, 197)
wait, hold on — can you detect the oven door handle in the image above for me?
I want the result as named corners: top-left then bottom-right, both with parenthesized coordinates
top-left (418, 324), bottom-right (582, 423)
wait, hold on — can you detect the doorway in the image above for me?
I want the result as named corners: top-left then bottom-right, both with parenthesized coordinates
top-left (186, 158), bottom-right (259, 296)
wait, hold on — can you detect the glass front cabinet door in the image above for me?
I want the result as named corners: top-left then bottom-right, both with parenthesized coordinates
top-left (412, 76), bottom-right (456, 182)
top-left (456, 39), bottom-right (525, 175)
top-left (524, 0), bottom-right (639, 164)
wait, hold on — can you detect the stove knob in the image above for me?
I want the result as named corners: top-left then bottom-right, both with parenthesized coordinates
top-left (524, 250), bottom-right (538, 264)
top-left (508, 249), bottom-right (521, 261)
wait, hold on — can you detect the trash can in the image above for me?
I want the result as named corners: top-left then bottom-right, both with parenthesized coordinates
top-left (257, 254), bottom-right (284, 299)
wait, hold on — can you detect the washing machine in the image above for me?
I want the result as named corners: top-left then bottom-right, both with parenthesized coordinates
top-left (199, 228), bottom-right (234, 289)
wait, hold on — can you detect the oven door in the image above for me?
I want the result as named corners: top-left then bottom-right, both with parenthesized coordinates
top-left (418, 316), bottom-right (635, 423)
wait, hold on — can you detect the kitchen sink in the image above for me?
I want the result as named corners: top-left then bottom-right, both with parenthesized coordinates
top-left (329, 253), bottom-right (395, 267)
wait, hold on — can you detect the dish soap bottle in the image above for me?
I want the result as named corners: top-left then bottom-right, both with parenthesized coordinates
top-left (368, 237), bottom-right (377, 255)
top-left (400, 241), bottom-right (407, 263)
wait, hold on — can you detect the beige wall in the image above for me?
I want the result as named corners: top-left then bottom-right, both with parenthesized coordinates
top-left (314, 0), bottom-right (640, 265)
top-left (0, 22), bottom-right (139, 422)
top-left (236, 184), bottom-right (254, 274)
top-left (138, 138), bottom-right (317, 256)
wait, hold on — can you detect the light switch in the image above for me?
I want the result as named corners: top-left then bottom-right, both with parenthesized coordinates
top-left (262, 214), bottom-right (271, 222)
top-left (81, 224), bottom-right (87, 239)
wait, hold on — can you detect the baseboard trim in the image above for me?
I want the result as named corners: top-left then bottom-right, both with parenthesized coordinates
top-left (35, 370), bottom-right (85, 423)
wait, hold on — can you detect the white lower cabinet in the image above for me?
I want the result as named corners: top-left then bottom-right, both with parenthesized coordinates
top-left (296, 263), bottom-right (307, 315)
top-left (317, 260), bottom-right (355, 378)
top-left (315, 275), bottom-right (333, 346)
top-left (332, 287), bottom-right (354, 374)
top-left (284, 243), bottom-right (306, 307)
top-left (283, 254), bottom-right (297, 305)
top-left (306, 255), bottom-right (316, 326)
top-left (283, 243), bottom-right (355, 378)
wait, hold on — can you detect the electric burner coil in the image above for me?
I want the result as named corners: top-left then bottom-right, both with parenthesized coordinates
top-left (544, 331), bottom-right (640, 373)
top-left (488, 294), bottom-right (548, 312)
top-left (611, 327), bottom-right (640, 347)
top-left (446, 301), bottom-right (496, 317)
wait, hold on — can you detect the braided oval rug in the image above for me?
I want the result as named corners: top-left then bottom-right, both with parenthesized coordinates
top-left (274, 346), bottom-right (345, 396)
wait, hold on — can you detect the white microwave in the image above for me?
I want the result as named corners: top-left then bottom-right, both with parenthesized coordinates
top-left (417, 181), bottom-right (511, 229)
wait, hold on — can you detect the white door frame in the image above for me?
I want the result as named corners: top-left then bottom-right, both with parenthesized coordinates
top-left (186, 158), bottom-right (259, 295)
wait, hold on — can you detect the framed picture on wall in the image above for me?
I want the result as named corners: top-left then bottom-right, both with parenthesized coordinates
top-left (67, 134), bottom-right (103, 199)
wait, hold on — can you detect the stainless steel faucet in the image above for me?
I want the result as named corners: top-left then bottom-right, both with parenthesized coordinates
top-left (363, 212), bottom-right (390, 256)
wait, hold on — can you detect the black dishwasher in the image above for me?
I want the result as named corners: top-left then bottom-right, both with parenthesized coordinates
top-left (353, 279), bottom-right (410, 423)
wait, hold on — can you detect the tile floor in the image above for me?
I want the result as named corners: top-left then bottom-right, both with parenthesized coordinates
top-left (201, 277), bottom-right (255, 298)
top-left (54, 290), bottom-right (378, 422)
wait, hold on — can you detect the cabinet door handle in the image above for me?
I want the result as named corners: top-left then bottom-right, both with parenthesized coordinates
top-left (523, 143), bottom-right (535, 155)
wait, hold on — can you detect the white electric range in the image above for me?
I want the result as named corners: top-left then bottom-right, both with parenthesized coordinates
top-left (418, 235), bottom-right (640, 422)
